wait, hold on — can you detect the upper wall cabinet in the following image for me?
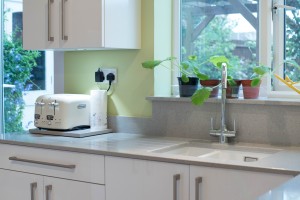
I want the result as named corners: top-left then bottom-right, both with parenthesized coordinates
top-left (23, 0), bottom-right (141, 50)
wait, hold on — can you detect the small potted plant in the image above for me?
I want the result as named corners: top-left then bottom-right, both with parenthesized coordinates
top-left (142, 55), bottom-right (200, 97)
top-left (142, 55), bottom-right (230, 105)
top-left (241, 65), bottom-right (271, 99)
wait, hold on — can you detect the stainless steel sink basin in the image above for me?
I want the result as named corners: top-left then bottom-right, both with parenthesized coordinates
top-left (150, 142), bottom-right (280, 162)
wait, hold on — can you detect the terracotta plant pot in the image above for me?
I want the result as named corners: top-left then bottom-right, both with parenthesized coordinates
top-left (226, 80), bottom-right (242, 99)
top-left (200, 80), bottom-right (220, 98)
top-left (178, 77), bottom-right (199, 97)
top-left (241, 80), bottom-right (261, 99)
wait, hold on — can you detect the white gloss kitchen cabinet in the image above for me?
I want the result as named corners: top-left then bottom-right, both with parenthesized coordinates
top-left (105, 156), bottom-right (190, 200)
top-left (0, 169), bottom-right (104, 200)
top-left (190, 166), bottom-right (293, 200)
top-left (0, 144), bottom-right (105, 200)
top-left (106, 156), bottom-right (293, 200)
top-left (0, 169), bottom-right (43, 200)
top-left (23, 0), bottom-right (141, 50)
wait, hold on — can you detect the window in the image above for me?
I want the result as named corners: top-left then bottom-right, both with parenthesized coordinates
top-left (176, 0), bottom-right (300, 98)
top-left (178, 0), bottom-right (259, 88)
top-left (2, 0), bottom-right (55, 133)
top-left (272, 0), bottom-right (300, 96)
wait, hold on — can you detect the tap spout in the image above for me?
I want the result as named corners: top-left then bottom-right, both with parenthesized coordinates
top-left (220, 63), bottom-right (227, 143)
top-left (209, 63), bottom-right (236, 143)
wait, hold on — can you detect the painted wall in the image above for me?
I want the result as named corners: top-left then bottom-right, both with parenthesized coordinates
top-left (64, 0), bottom-right (159, 118)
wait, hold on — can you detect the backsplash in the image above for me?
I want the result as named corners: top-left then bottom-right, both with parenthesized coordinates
top-left (109, 97), bottom-right (300, 146)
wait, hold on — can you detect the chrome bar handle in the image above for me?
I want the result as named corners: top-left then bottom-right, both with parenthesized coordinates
top-left (9, 156), bottom-right (76, 169)
top-left (173, 174), bottom-right (180, 200)
top-left (210, 117), bottom-right (214, 130)
top-left (45, 185), bottom-right (52, 200)
top-left (62, 0), bottom-right (68, 40)
top-left (30, 182), bottom-right (37, 200)
top-left (195, 177), bottom-right (202, 200)
top-left (233, 119), bottom-right (236, 132)
top-left (48, 0), bottom-right (54, 41)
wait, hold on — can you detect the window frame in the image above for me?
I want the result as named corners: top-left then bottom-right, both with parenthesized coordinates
top-left (173, 0), bottom-right (299, 99)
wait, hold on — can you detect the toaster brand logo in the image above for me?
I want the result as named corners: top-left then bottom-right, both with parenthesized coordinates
top-left (77, 104), bottom-right (87, 109)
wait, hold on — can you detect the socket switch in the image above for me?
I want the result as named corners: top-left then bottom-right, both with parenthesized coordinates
top-left (102, 68), bottom-right (117, 83)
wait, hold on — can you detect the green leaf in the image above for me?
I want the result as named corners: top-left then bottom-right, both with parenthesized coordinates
top-left (193, 67), bottom-right (209, 80)
top-left (188, 55), bottom-right (197, 61)
top-left (181, 61), bottom-right (190, 70)
top-left (228, 79), bottom-right (237, 86)
top-left (208, 56), bottom-right (229, 68)
top-left (253, 66), bottom-right (270, 76)
top-left (191, 88), bottom-right (212, 106)
top-left (141, 60), bottom-right (163, 69)
top-left (251, 77), bottom-right (261, 87)
top-left (181, 74), bottom-right (189, 83)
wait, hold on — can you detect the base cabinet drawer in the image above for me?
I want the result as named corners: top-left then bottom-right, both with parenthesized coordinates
top-left (0, 144), bottom-right (105, 184)
top-left (0, 169), bottom-right (105, 200)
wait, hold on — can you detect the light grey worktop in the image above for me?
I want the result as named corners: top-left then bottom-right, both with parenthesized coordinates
top-left (1, 132), bottom-right (300, 198)
top-left (1, 132), bottom-right (300, 176)
top-left (258, 175), bottom-right (300, 200)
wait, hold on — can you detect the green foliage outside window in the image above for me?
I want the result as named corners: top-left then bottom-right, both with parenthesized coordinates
top-left (3, 31), bottom-right (40, 133)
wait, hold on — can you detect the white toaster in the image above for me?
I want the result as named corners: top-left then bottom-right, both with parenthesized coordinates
top-left (34, 94), bottom-right (90, 130)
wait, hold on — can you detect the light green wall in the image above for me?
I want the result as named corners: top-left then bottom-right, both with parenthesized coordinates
top-left (64, 0), bottom-right (172, 118)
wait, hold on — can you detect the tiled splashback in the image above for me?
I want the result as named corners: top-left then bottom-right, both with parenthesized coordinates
top-left (109, 97), bottom-right (300, 146)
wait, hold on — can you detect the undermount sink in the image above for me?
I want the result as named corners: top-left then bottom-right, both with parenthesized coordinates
top-left (151, 142), bottom-right (280, 162)
top-left (198, 150), bottom-right (272, 162)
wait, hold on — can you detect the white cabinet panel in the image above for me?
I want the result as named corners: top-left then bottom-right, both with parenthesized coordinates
top-left (0, 169), bottom-right (43, 200)
top-left (0, 144), bottom-right (105, 184)
top-left (106, 156), bottom-right (189, 200)
top-left (44, 176), bottom-right (105, 200)
top-left (23, 0), bottom-right (60, 49)
top-left (23, 0), bottom-right (140, 50)
top-left (0, 168), bottom-right (105, 200)
top-left (190, 165), bottom-right (292, 200)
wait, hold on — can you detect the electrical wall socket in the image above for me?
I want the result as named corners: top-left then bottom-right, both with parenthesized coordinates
top-left (102, 68), bottom-right (117, 83)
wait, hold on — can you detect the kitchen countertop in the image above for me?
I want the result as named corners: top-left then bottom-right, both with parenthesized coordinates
top-left (1, 132), bottom-right (300, 198)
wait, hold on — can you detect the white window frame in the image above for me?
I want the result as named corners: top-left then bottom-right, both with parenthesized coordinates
top-left (268, 0), bottom-right (300, 98)
top-left (173, 0), bottom-right (300, 99)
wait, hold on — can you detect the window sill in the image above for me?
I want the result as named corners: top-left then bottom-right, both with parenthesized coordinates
top-left (146, 96), bottom-right (300, 106)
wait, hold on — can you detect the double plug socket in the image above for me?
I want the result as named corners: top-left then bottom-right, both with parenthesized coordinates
top-left (95, 68), bottom-right (117, 83)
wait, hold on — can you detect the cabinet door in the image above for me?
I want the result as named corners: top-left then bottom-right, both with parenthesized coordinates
top-left (23, 0), bottom-right (60, 49)
top-left (44, 176), bottom-right (105, 200)
top-left (190, 166), bottom-right (292, 200)
top-left (0, 169), bottom-right (43, 200)
top-left (106, 156), bottom-right (189, 200)
top-left (61, 0), bottom-right (103, 49)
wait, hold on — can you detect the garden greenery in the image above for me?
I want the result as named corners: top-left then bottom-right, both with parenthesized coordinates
top-left (3, 30), bottom-right (40, 133)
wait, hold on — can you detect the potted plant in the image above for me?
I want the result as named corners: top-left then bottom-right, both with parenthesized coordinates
top-left (142, 55), bottom-right (201, 97)
top-left (191, 56), bottom-right (232, 105)
top-left (141, 55), bottom-right (230, 105)
top-left (241, 65), bottom-right (271, 99)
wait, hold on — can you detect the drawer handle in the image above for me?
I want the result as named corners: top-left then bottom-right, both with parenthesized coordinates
top-left (173, 174), bottom-right (180, 200)
top-left (45, 185), bottom-right (52, 200)
top-left (30, 182), bottom-right (37, 200)
top-left (62, 0), bottom-right (68, 40)
top-left (48, 0), bottom-right (54, 41)
top-left (195, 177), bottom-right (203, 200)
top-left (9, 156), bottom-right (76, 169)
